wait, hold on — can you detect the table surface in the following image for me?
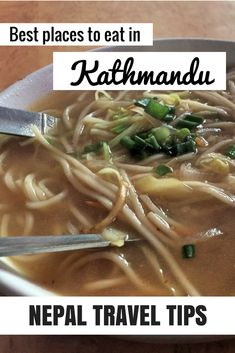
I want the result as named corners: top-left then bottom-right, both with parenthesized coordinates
top-left (0, 1), bottom-right (235, 352)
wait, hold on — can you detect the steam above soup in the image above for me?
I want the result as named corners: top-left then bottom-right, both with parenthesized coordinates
top-left (1, 72), bottom-right (235, 296)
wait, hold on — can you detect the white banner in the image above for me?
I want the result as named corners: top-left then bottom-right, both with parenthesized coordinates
top-left (53, 51), bottom-right (226, 90)
top-left (0, 297), bottom-right (234, 335)
top-left (0, 23), bottom-right (153, 46)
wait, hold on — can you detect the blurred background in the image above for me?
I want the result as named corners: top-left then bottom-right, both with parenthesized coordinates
top-left (0, 1), bottom-right (234, 351)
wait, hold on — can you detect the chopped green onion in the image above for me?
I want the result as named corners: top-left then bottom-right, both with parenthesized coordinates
top-left (83, 141), bottom-right (112, 160)
top-left (135, 97), bottom-right (151, 108)
top-left (111, 124), bottom-right (129, 134)
top-left (137, 130), bottom-right (152, 139)
top-left (152, 126), bottom-right (171, 145)
top-left (162, 106), bottom-right (176, 123)
top-left (175, 119), bottom-right (199, 130)
top-left (102, 142), bottom-right (112, 161)
top-left (133, 135), bottom-right (152, 149)
top-left (165, 138), bottom-right (196, 156)
top-left (184, 114), bottom-right (204, 124)
top-left (154, 164), bottom-right (173, 176)
top-left (118, 117), bottom-right (197, 160)
top-left (145, 99), bottom-right (170, 120)
top-left (225, 144), bottom-right (235, 159)
top-left (176, 139), bottom-right (196, 155)
top-left (185, 139), bottom-right (197, 152)
top-left (162, 114), bottom-right (175, 123)
top-left (145, 135), bottom-right (161, 151)
top-left (120, 136), bottom-right (136, 150)
top-left (175, 114), bottom-right (204, 130)
top-left (168, 106), bottom-right (176, 115)
top-left (83, 141), bottom-right (104, 154)
top-left (175, 143), bottom-right (185, 156)
top-left (176, 128), bottom-right (191, 142)
top-left (182, 244), bottom-right (195, 259)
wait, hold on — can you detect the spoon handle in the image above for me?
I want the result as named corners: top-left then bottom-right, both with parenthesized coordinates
top-left (0, 106), bottom-right (58, 137)
top-left (0, 234), bottom-right (110, 257)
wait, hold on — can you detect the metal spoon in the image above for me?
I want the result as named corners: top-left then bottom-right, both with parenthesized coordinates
top-left (0, 106), bottom-right (58, 137)
top-left (0, 234), bottom-right (140, 257)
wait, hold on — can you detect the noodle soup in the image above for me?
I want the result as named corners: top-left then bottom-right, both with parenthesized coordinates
top-left (1, 78), bottom-right (235, 296)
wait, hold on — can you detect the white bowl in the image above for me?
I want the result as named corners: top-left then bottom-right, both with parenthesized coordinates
top-left (0, 38), bottom-right (235, 297)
